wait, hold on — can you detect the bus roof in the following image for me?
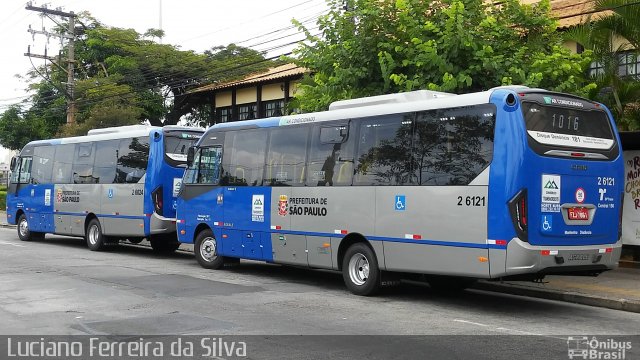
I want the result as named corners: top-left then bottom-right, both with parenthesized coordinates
top-left (23, 125), bottom-right (204, 148)
top-left (208, 86), bottom-right (533, 133)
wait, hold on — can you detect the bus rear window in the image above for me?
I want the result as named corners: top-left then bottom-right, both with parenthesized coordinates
top-left (164, 132), bottom-right (202, 166)
top-left (522, 102), bottom-right (615, 150)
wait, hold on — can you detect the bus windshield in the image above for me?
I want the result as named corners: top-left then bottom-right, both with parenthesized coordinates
top-left (164, 131), bottom-right (202, 166)
top-left (522, 101), bottom-right (615, 151)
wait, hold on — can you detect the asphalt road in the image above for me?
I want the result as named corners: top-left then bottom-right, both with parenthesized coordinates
top-left (0, 227), bottom-right (638, 359)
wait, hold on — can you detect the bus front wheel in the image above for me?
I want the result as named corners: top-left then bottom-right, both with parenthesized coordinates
top-left (195, 229), bottom-right (224, 269)
top-left (86, 219), bottom-right (107, 251)
top-left (17, 214), bottom-right (44, 241)
top-left (342, 243), bottom-right (381, 296)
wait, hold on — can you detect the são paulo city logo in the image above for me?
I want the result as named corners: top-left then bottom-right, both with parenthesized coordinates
top-left (278, 195), bottom-right (288, 217)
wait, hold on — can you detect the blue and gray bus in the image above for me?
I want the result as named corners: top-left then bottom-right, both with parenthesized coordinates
top-left (176, 87), bottom-right (624, 295)
top-left (7, 125), bottom-right (203, 252)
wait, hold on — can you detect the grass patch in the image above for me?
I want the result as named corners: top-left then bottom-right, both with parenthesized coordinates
top-left (0, 185), bottom-right (6, 210)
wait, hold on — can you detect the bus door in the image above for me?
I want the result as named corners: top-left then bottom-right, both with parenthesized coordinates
top-left (218, 129), bottom-right (271, 261)
top-left (179, 146), bottom-right (225, 245)
top-left (9, 155), bottom-right (40, 229)
top-left (30, 146), bottom-right (56, 233)
top-left (520, 94), bottom-right (623, 247)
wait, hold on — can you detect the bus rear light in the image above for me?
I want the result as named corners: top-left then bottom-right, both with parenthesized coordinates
top-left (176, 219), bottom-right (185, 224)
top-left (486, 239), bottom-right (507, 246)
top-left (508, 189), bottom-right (528, 242)
top-left (404, 234), bottom-right (422, 240)
top-left (570, 152), bottom-right (585, 157)
top-left (152, 186), bottom-right (163, 216)
top-left (270, 225), bottom-right (281, 230)
top-left (606, 248), bottom-right (613, 253)
top-left (540, 250), bottom-right (558, 256)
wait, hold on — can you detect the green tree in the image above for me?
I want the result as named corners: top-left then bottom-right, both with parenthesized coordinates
top-left (0, 106), bottom-right (48, 150)
top-left (291, 0), bottom-right (595, 112)
top-left (0, 11), bottom-right (280, 144)
top-left (565, 0), bottom-right (640, 130)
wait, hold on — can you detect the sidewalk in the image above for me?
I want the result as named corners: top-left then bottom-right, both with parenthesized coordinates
top-left (1, 208), bottom-right (639, 312)
top-left (474, 266), bottom-right (640, 313)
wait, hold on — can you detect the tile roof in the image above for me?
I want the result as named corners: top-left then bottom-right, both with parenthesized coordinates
top-left (188, 63), bottom-right (307, 94)
top-left (524, 0), bottom-right (612, 29)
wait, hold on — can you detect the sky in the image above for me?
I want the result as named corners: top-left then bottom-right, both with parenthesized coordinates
top-left (0, 0), bottom-right (328, 162)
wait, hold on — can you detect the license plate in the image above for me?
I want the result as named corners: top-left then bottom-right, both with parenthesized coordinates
top-left (567, 207), bottom-right (589, 221)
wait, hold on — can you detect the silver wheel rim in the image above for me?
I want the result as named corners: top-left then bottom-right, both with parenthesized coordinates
top-left (200, 237), bottom-right (217, 262)
top-left (88, 224), bottom-right (99, 246)
top-left (348, 252), bottom-right (370, 286)
top-left (19, 218), bottom-right (29, 237)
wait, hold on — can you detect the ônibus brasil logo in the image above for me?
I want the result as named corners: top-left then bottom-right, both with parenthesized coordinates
top-left (567, 336), bottom-right (632, 359)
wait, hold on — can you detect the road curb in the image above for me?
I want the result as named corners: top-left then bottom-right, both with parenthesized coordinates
top-left (0, 224), bottom-right (15, 229)
top-left (473, 281), bottom-right (640, 313)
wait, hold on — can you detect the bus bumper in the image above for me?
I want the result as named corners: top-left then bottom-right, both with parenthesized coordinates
top-left (149, 213), bottom-right (177, 235)
top-left (491, 238), bottom-right (622, 279)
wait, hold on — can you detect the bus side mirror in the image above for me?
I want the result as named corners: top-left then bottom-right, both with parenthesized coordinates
top-left (186, 147), bottom-right (195, 167)
top-left (10, 157), bottom-right (16, 169)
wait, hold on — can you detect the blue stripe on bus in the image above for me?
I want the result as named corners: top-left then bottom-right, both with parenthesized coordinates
top-left (267, 229), bottom-right (504, 250)
top-left (55, 212), bottom-right (146, 220)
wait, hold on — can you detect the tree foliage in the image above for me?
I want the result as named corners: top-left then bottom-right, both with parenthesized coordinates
top-left (0, 12), bottom-right (276, 147)
top-left (564, 0), bottom-right (640, 130)
top-left (291, 0), bottom-right (596, 112)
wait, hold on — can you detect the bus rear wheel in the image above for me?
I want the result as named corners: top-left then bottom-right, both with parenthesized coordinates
top-left (342, 243), bottom-right (381, 296)
top-left (195, 229), bottom-right (224, 269)
top-left (17, 214), bottom-right (44, 241)
top-left (86, 219), bottom-right (107, 251)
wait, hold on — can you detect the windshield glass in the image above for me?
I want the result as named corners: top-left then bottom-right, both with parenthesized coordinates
top-left (522, 101), bottom-right (614, 150)
top-left (164, 131), bottom-right (202, 166)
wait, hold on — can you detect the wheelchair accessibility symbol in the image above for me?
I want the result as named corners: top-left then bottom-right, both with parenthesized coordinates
top-left (541, 215), bottom-right (552, 232)
top-left (395, 195), bottom-right (406, 211)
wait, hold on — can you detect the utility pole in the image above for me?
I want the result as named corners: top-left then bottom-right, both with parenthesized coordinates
top-left (25, 2), bottom-right (77, 124)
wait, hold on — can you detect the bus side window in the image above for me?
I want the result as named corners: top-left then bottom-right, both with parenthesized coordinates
top-left (32, 146), bottom-right (55, 184)
top-left (93, 140), bottom-right (119, 184)
top-left (354, 114), bottom-right (414, 186)
top-left (116, 137), bottom-right (150, 184)
top-left (221, 130), bottom-right (267, 186)
top-left (52, 144), bottom-right (75, 184)
top-left (413, 105), bottom-right (495, 185)
top-left (72, 143), bottom-right (96, 184)
top-left (266, 127), bottom-right (309, 186)
top-left (307, 122), bottom-right (355, 186)
top-left (198, 147), bottom-right (222, 185)
top-left (17, 157), bottom-right (33, 184)
top-left (183, 148), bottom-right (201, 185)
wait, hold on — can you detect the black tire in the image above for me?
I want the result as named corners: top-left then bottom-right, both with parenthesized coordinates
top-left (342, 242), bottom-right (381, 296)
top-left (86, 218), bottom-right (107, 251)
top-left (194, 229), bottom-right (224, 269)
top-left (17, 214), bottom-right (44, 241)
top-left (150, 237), bottom-right (180, 253)
top-left (428, 276), bottom-right (476, 293)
